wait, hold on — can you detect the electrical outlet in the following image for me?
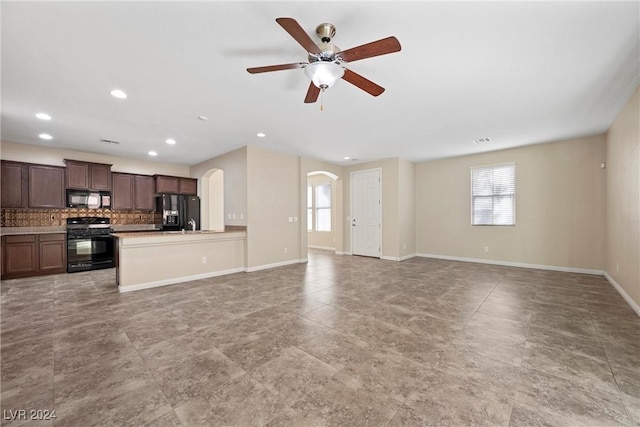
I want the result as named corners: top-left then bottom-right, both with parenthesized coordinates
top-left (293, 216), bottom-right (298, 222)
top-left (284, 247), bottom-right (288, 253)
top-left (288, 217), bottom-right (293, 222)
top-left (227, 214), bottom-right (232, 220)
top-left (484, 246), bottom-right (489, 253)
top-left (240, 213), bottom-right (244, 219)
top-left (202, 256), bottom-right (207, 264)
top-left (232, 213), bottom-right (236, 219)
top-left (403, 243), bottom-right (407, 249)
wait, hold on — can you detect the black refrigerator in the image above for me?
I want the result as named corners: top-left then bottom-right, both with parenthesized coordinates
top-left (156, 194), bottom-right (201, 231)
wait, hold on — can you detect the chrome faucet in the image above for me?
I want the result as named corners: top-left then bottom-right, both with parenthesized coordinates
top-left (188, 219), bottom-right (196, 231)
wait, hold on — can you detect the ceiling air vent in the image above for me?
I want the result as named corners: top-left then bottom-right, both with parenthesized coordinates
top-left (99, 138), bottom-right (120, 145)
top-left (473, 137), bottom-right (491, 144)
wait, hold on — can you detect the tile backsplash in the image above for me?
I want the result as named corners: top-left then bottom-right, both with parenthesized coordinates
top-left (1, 208), bottom-right (160, 227)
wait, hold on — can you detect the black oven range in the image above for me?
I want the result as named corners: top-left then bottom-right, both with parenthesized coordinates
top-left (66, 217), bottom-right (115, 273)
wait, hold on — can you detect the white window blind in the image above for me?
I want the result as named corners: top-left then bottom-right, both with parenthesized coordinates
top-left (307, 185), bottom-right (313, 231)
top-left (315, 183), bottom-right (331, 232)
top-left (471, 163), bottom-right (515, 225)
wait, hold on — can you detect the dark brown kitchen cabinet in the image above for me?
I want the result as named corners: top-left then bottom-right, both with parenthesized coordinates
top-left (1, 233), bottom-right (66, 279)
top-left (179, 178), bottom-right (197, 195)
top-left (112, 173), bottom-right (134, 210)
top-left (112, 173), bottom-right (155, 211)
top-left (28, 164), bottom-right (65, 208)
top-left (2, 235), bottom-right (37, 277)
top-left (90, 163), bottom-right (111, 190)
top-left (1, 161), bottom-right (28, 208)
top-left (38, 234), bottom-right (66, 274)
top-left (154, 175), bottom-right (197, 195)
top-left (134, 175), bottom-right (155, 210)
top-left (154, 175), bottom-right (179, 194)
top-left (64, 159), bottom-right (112, 190)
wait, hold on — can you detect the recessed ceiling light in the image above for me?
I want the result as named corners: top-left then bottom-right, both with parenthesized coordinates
top-left (343, 156), bottom-right (350, 160)
top-left (35, 112), bottom-right (52, 120)
top-left (39, 133), bottom-right (53, 140)
top-left (148, 151), bottom-right (158, 156)
top-left (198, 116), bottom-right (209, 121)
top-left (256, 132), bottom-right (266, 138)
top-left (166, 138), bottom-right (176, 145)
top-left (110, 89), bottom-right (127, 99)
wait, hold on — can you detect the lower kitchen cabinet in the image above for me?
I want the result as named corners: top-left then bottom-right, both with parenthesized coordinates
top-left (1, 234), bottom-right (66, 279)
top-left (39, 234), bottom-right (66, 273)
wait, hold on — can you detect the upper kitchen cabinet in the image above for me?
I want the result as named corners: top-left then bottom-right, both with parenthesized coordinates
top-left (112, 173), bottom-right (155, 211)
top-left (134, 175), bottom-right (155, 210)
top-left (1, 161), bottom-right (28, 208)
top-left (154, 175), bottom-right (197, 195)
top-left (154, 175), bottom-right (179, 194)
top-left (112, 173), bottom-right (134, 210)
top-left (28, 164), bottom-right (65, 208)
top-left (64, 159), bottom-right (112, 191)
top-left (179, 178), bottom-right (197, 195)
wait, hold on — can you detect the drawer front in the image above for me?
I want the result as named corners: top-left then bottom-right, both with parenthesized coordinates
top-left (38, 233), bottom-right (66, 242)
top-left (5, 234), bottom-right (36, 244)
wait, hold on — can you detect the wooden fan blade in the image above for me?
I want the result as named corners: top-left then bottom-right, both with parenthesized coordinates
top-left (341, 69), bottom-right (385, 96)
top-left (339, 36), bottom-right (401, 63)
top-left (276, 18), bottom-right (322, 54)
top-left (247, 62), bottom-right (306, 74)
top-left (304, 82), bottom-right (320, 103)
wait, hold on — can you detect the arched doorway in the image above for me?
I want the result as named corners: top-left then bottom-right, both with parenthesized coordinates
top-left (306, 171), bottom-right (342, 254)
top-left (200, 168), bottom-right (224, 231)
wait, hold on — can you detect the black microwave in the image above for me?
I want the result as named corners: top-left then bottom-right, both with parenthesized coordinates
top-left (66, 189), bottom-right (111, 209)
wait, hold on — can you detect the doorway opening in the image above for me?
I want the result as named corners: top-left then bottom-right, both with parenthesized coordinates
top-left (307, 171), bottom-right (341, 252)
top-left (200, 168), bottom-right (224, 231)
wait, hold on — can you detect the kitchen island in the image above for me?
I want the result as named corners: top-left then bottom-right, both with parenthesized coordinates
top-left (112, 227), bottom-right (246, 292)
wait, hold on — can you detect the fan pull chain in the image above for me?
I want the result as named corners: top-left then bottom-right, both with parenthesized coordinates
top-left (320, 89), bottom-right (324, 111)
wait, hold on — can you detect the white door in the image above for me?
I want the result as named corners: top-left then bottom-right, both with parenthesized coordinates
top-left (351, 169), bottom-right (381, 257)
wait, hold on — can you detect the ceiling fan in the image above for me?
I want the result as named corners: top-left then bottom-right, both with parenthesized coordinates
top-left (247, 18), bottom-right (401, 104)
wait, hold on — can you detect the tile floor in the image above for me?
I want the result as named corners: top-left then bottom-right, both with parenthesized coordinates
top-left (1, 249), bottom-right (639, 426)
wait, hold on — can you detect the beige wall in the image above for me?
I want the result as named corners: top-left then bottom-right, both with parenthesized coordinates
top-left (246, 146), bottom-right (302, 268)
top-left (606, 86), bottom-right (640, 307)
top-left (190, 146), bottom-right (247, 227)
top-left (0, 141), bottom-right (189, 176)
top-left (307, 174), bottom-right (337, 250)
top-left (416, 135), bottom-right (607, 271)
top-left (398, 158), bottom-right (416, 259)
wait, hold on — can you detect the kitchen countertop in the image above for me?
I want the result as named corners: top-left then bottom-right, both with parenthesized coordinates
top-left (1, 226), bottom-right (66, 236)
top-left (111, 224), bottom-right (160, 232)
top-left (112, 226), bottom-right (246, 238)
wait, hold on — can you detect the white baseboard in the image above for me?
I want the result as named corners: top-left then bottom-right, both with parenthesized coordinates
top-left (308, 245), bottom-right (336, 251)
top-left (246, 258), bottom-right (306, 272)
top-left (381, 254), bottom-right (416, 261)
top-left (415, 253), bottom-right (603, 275)
top-left (118, 267), bottom-right (245, 293)
top-left (604, 272), bottom-right (640, 317)
top-left (335, 251), bottom-right (352, 256)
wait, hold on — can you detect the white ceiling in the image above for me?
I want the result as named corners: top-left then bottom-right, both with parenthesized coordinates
top-left (2, 1), bottom-right (639, 166)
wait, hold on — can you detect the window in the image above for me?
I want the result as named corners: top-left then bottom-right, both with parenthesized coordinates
top-left (315, 183), bottom-right (331, 232)
top-left (307, 185), bottom-right (313, 231)
top-left (307, 182), bottom-right (332, 232)
top-left (471, 163), bottom-right (515, 225)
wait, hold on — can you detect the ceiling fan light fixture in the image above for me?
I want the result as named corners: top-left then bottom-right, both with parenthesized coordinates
top-left (305, 61), bottom-right (344, 89)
